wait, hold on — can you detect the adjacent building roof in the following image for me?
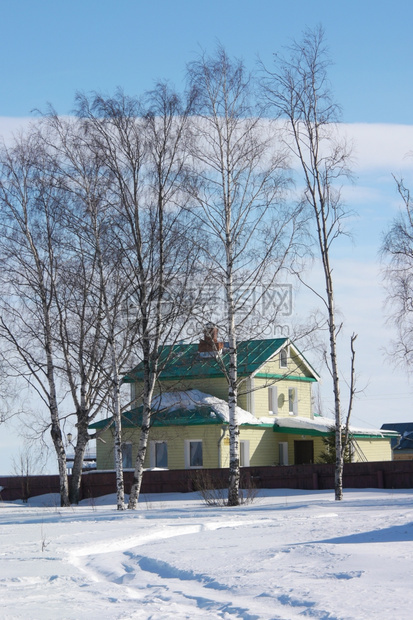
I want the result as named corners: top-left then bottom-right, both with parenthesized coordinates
top-left (381, 423), bottom-right (410, 450)
top-left (123, 337), bottom-right (319, 383)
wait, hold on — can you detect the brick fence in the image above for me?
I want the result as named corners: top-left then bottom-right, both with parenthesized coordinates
top-left (1, 460), bottom-right (413, 502)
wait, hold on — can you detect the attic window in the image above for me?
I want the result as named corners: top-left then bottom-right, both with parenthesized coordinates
top-left (280, 348), bottom-right (288, 368)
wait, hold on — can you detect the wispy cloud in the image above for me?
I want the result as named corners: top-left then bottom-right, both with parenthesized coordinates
top-left (343, 123), bottom-right (413, 172)
top-left (0, 117), bottom-right (33, 144)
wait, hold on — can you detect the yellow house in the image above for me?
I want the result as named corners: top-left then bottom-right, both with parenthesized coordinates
top-left (91, 333), bottom-right (396, 470)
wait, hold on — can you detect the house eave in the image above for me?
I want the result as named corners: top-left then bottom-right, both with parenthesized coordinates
top-left (254, 373), bottom-right (317, 382)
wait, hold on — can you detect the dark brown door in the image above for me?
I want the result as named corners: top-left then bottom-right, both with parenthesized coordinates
top-left (294, 440), bottom-right (314, 464)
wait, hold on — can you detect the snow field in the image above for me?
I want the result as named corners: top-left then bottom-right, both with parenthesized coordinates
top-left (0, 489), bottom-right (412, 619)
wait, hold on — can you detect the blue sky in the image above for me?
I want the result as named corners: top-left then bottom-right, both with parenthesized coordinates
top-left (1, 1), bottom-right (413, 474)
top-left (1, 0), bottom-right (413, 123)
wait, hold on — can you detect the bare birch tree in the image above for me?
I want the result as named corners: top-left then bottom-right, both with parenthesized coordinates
top-left (0, 355), bottom-right (23, 424)
top-left (382, 176), bottom-right (413, 369)
top-left (0, 119), bottom-right (135, 507)
top-left (40, 111), bottom-right (141, 508)
top-left (75, 85), bottom-right (199, 509)
top-left (187, 46), bottom-right (300, 506)
top-left (0, 133), bottom-right (70, 506)
top-left (261, 26), bottom-right (357, 500)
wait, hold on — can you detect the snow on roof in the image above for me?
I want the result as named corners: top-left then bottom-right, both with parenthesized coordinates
top-left (152, 389), bottom-right (262, 426)
top-left (150, 392), bottom-right (394, 436)
top-left (260, 415), bottom-right (397, 437)
top-left (258, 415), bottom-right (333, 432)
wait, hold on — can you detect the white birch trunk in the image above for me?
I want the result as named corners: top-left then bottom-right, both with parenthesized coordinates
top-left (31, 229), bottom-right (70, 507)
top-left (325, 269), bottom-right (343, 501)
top-left (69, 418), bottom-right (89, 505)
top-left (128, 351), bottom-right (155, 509)
top-left (110, 348), bottom-right (125, 510)
top-left (94, 221), bottom-right (125, 511)
top-left (127, 396), bottom-right (151, 509)
top-left (45, 328), bottom-right (69, 506)
top-left (227, 327), bottom-right (240, 506)
top-left (316, 203), bottom-right (343, 501)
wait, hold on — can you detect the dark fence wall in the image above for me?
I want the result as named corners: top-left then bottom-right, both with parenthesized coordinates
top-left (0, 474), bottom-right (63, 502)
top-left (1, 460), bottom-right (413, 502)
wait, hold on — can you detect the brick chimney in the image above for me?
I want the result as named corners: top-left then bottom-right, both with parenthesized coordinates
top-left (198, 323), bottom-right (224, 354)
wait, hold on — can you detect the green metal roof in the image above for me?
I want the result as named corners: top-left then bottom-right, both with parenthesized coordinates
top-left (124, 337), bottom-right (292, 382)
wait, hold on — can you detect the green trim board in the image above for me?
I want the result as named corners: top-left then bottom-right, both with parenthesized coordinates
top-left (351, 433), bottom-right (396, 440)
top-left (288, 343), bottom-right (321, 381)
top-left (254, 373), bottom-right (317, 382)
top-left (239, 423), bottom-right (276, 429)
top-left (273, 425), bottom-right (331, 437)
top-left (272, 424), bottom-right (398, 439)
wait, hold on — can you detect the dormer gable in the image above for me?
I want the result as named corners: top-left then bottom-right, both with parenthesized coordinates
top-left (252, 339), bottom-right (320, 383)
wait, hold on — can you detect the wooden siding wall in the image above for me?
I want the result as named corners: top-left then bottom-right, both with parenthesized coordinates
top-left (353, 438), bottom-right (393, 462)
top-left (97, 427), bottom-right (393, 470)
top-left (253, 377), bottom-right (313, 418)
top-left (259, 348), bottom-right (309, 378)
top-left (220, 428), bottom-right (277, 468)
top-left (97, 426), bottom-right (222, 470)
top-left (98, 427), bottom-right (324, 470)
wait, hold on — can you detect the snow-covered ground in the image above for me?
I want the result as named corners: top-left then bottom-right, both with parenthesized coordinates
top-left (1, 489), bottom-right (412, 619)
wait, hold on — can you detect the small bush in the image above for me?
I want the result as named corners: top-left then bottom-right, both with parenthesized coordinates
top-left (192, 469), bottom-right (258, 507)
top-left (239, 479), bottom-right (259, 505)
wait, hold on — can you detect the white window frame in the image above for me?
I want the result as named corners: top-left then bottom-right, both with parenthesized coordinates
top-left (268, 386), bottom-right (278, 415)
top-left (288, 387), bottom-right (298, 416)
top-left (279, 347), bottom-right (288, 368)
top-left (184, 439), bottom-right (203, 469)
top-left (279, 442), bottom-right (288, 466)
top-left (150, 440), bottom-right (168, 469)
top-left (247, 377), bottom-right (255, 416)
top-left (240, 440), bottom-right (250, 467)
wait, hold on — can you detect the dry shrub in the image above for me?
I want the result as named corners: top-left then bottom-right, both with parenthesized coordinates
top-left (192, 469), bottom-right (258, 507)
